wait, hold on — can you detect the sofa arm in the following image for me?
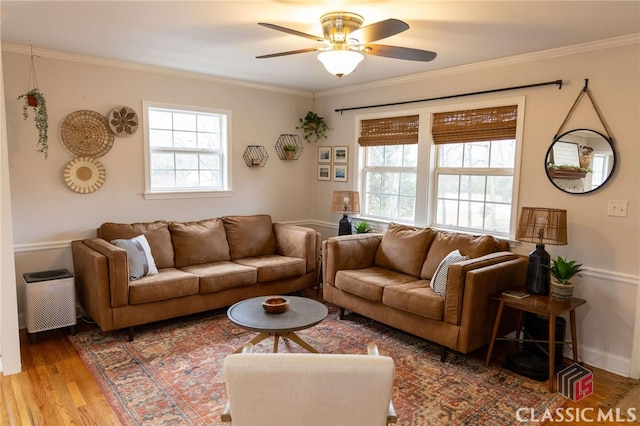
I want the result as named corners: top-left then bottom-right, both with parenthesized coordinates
top-left (273, 224), bottom-right (320, 273)
top-left (443, 252), bottom-right (526, 326)
top-left (81, 238), bottom-right (130, 308)
top-left (322, 234), bottom-right (383, 286)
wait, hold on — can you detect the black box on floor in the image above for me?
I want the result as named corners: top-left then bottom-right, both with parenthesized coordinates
top-left (504, 313), bottom-right (566, 380)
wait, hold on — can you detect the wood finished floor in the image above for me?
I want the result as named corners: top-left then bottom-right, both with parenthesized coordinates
top-left (1, 293), bottom-right (631, 425)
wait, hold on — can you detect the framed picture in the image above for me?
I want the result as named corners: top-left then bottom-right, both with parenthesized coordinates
top-left (333, 165), bottom-right (348, 182)
top-left (317, 164), bottom-right (331, 181)
top-left (550, 141), bottom-right (580, 167)
top-left (318, 146), bottom-right (332, 163)
top-left (333, 146), bottom-right (348, 163)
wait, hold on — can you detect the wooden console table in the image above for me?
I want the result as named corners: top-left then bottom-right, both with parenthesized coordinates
top-left (485, 289), bottom-right (586, 392)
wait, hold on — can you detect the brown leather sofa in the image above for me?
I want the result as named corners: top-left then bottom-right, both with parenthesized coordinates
top-left (72, 215), bottom-right (320, 340)
top-left (322, 223), bottom-right (527, 360)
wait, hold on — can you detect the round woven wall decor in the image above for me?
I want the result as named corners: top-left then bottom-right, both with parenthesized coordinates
top-left (61, 110), bottom-right (114, 157)
top-left (108, 106), bottom-right (139, 136)
top-left (63, 157), bottom-right (106, 194)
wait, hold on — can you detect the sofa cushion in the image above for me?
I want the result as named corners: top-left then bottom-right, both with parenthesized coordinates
top-left (374, 223), bottom-right (434, 277)
top-left (223, 215), bottom-right (277, 260)
top-left (128, 268), bottom-right (199, 305)
top-left (234, 255), bottom-right (306, 283)
top-left (335, 266), bottom-right (416, 302)
top-left (420, 232), bottom-right (497, 279)
top-left (181, 261), bottom-right (257, 293)
top-left (110, 234), bottom-right (158, 280)
top-left (98, 220), bottom-right (175, 269)
top-left (170, 219), bottom-right (231, 268)
top-left (382, 281), bottom-right (444, 321)
top-left (430, 249), bottom-right (469, 296)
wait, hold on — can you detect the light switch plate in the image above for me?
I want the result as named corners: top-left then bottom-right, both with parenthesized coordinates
top-left (607, 200), bottom-right (628, 217)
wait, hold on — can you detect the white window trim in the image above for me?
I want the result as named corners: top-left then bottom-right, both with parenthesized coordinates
top-left (355, 96), bottom-right (525, 239)
top-left (142, 100), bottom-right (233, 200)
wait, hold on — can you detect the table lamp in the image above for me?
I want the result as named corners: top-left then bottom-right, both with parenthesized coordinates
top-left (515, 207), bottom-right (567, 294)
top-left (331, 191), bottom-right (360, 235)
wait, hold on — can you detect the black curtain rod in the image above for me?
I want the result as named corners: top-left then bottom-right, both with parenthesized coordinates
top-left (335, 79), bottom-right (563, 114)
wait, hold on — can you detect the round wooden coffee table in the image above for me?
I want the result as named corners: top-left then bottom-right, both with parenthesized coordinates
top-left (227, 296), bottom-right (328, 353)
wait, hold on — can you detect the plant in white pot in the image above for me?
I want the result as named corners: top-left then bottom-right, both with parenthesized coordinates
top-left (546, 256), bottom-right (584, 300)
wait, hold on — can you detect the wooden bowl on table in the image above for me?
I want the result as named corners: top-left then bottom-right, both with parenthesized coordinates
top-left (262, 296), bottom-right (290, 314)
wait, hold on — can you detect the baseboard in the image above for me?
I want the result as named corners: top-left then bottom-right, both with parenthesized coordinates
top-left (566, 343), bottom-right (632, 378)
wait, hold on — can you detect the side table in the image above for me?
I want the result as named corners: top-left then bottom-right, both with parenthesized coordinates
top-left (484, 288), bottom-right (586, 392)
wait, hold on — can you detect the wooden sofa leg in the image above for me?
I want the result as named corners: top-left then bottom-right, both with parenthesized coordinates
top-left (128, 327), bottom-right (135, 342)
top-left (440, 346), bottom-right (447, 362)
top-left (339, 307), bottom-right (345, 320)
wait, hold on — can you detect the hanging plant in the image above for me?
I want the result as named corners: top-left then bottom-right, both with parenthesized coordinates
top-left (296, 111), bottom-right (328, 142)
top-left (17, 49), bottom-right (49, 158)
top-left (17, 88), bottom-right (48, 158)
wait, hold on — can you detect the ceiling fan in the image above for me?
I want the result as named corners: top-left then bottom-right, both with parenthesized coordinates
top-left (257, 12), bottom-right (437, 78)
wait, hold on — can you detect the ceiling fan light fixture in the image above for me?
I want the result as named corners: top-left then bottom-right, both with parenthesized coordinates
top-left (317, 50), bottom-right (364, 78)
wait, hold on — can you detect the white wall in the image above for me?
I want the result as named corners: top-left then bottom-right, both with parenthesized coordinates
top-left (311, 41), bottom-right (639, 377)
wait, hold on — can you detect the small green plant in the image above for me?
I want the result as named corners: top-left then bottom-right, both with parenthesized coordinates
top-left (17, 88), bottom-right (48, 158)
top-left (282, 144), bottom-right (297, 152)
top-left (546, 256), bottom-right (584, 285)
top-left (296, 111), bottom-right (328, 142)
top-left (353, 221), bottom-right (373, 234)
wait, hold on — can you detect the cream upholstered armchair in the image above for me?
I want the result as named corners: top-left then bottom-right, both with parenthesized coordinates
top-left (221, 343), bottom-right (397, 426)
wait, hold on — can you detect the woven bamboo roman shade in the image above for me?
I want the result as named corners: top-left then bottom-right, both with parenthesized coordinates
top-left (432, 105), bottom-right (518, 144)
top-left (358, 115), bottom-right (419, 146)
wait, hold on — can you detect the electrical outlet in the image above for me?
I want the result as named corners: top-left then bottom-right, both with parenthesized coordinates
top-left (607, 200), bottom-right (628, 217)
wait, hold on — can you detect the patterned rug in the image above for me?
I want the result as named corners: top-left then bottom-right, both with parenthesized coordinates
top-left (69, 304), bottom-right (566, 425)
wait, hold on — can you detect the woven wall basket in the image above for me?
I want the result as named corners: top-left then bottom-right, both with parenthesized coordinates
top-left (63, 157), bottom-right (106, 194)
top-left (61, 110), bottom-right (114, 157)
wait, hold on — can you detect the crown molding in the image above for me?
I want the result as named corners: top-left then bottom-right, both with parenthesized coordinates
top-left (315, 33), bottom-right (640, 98)
top-left (1, 43), bottom-right (313, 98)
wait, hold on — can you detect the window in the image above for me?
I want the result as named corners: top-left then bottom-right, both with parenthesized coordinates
top-left (359, 115), bottom-right (419, 222)
top-left (143, 102), bottom-right (231, 198)
top-left (432, 105), bottom-right (518, 236)
top-left (358, 102), bottom-right (522, 237)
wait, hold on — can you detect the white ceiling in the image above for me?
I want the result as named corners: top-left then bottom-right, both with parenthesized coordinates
top-left (1, 1), bottom-right (639, 93)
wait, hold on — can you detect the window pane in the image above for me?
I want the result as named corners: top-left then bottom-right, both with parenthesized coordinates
top-left (366, 171), bottom-right (382, 193)
top-left (174, 131), bottom-right (197, 148)
top-left (149, 129), bottom-right (172, 147)
top-left (198, 132), bottom-right (220, 150)
top-left (380, 194), bottom-right (399, 218)
top-left (403, 145), bottom-right (418, 167)
top-left (384, 145), bottom-right (403, 167)
top-left (439, 144), bottom-right (463, 167)
top-left (399, 172), bottom-right (416, 196)
top-left (176, 170), bottom-right (199, 187)
top-left (368, 146), bottom-right (385, 166)
top-left (437, 199), bottom-right (459, 226)
top-left (399, 196), bottom-right (415, 221)
top-left (464, 142), bottom-right (490, 167)
top-left (151, 153), bottom-right (174, 169)
top-left (197, 115), bottom-right (220, 133)
top-left (459, 175), bottom-right (486, 201)
top-left (486, 176), bottom-right (513, 202)
top-left (485, 203), bottom-right (511, 233)
top-left (490, 139), bottom-right (515, 167)
top-left (381, 172), bottom-right (400, 194)
top-left (176, 153), bottom-right (198, 169)
top-left (437, 174), bottom-right (460, 199)
top-left (151, 170), bottom-right (175, 188)
top-left (366, 193), bottom-right (381, 216)
top-left (458, 201), bottom-right (485, 228)
top-left (148, 110), bottom-right (172, 130)
top-left (173, 113), bottom-right (196, 131)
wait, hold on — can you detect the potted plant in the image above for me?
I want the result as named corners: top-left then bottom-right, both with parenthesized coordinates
top-left (17, 88), bottom-right (48, 158)
top-left (353, 220), bottom-right (373, 234)
top-left (296, 111), bottom-right (328, 142)
top-left (282, 143), bottom-right (297, 160)
top-left (546, 256), bottom-right (584, 300)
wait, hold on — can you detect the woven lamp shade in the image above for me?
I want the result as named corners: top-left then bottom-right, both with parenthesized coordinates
top-left (516, 207), bottom-right (568, 245)
top-left (331, 191), bottom-right (360, 215)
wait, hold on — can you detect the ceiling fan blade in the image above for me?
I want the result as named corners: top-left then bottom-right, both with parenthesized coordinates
top-left (256, 47), bottom-right (320, 59)
top-left (362, 44), bottom-right (437, 62)
top-left (258, 23), bottom-right (325, 42)
top-left (351, 19), bottom-right (409, 43)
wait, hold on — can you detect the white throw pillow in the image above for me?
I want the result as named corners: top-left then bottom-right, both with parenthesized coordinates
top-left (430, 249), bottom-right (469, 297)
top-left (111, 234), bottom-right (158, 280)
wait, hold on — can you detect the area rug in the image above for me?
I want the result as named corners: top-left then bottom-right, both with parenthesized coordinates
top-left (69, 304), bottom-right (566, 425)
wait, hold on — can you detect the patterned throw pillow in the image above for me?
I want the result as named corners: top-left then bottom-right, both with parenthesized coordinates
top-left (430, 249), bottom-right (469, 297)
top-left (111, 234), bottom-right (159, 280)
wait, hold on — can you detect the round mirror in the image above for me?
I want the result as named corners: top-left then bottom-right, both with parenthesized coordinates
top-left (545, 128), bottom-right (616, 194)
